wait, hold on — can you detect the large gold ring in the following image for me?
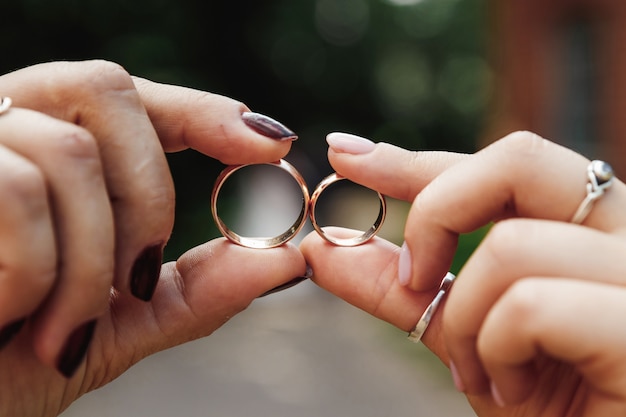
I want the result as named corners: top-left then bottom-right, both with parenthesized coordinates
top-left (309, 173), bottom-right (386, 247)
top-left (211, 160), bottom-right (387, 248)
top-left (211, 160), bottom-right (310, 249)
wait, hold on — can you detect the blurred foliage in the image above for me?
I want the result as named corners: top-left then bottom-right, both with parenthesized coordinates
top-left (450, 224), bottom-right (491, 275)
top-left (4, 0), bottom-right (490, 261)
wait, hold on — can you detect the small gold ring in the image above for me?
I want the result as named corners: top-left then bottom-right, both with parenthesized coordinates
top-left (211, 160), bottom-right (310, 249)
top-left (309, 173), bottom-right (386, 247)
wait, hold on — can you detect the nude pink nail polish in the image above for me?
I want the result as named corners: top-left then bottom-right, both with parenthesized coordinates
top-left (450, 361), bottom-right (466, 393)
top-left (490, 380), bottom-right (506, 407)
top-left (398, 242), bottom-right (412, 286)
top-left (326, 132), bottom-right (376, 154)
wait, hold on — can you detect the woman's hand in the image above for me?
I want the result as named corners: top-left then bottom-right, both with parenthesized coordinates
top-left (300, 131), bottom-right (626, 416)
top-left (0, 60), bottom-right (306, 416)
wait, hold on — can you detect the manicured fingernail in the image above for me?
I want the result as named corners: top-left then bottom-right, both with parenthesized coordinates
top-left (398, 241), bottom-right (412, 286)
top-left (490, 380), bottom-right (506, 407)
top-left (450, 361), bottom-right (466, 393)
top-left (0, 318), bottom-right (26, 350)
top-left (258, 276), bottom-right (307, 298)
top-left (258, 265), bottom-right (313, 298)
top-left (57, 320), bottom-right (96, 378)
top-left (242, 112), bottom-right (298, 141)
top-left (326, 132), bottom-right (376, 154)
top-left (130, 243), bottom-right (164, 301)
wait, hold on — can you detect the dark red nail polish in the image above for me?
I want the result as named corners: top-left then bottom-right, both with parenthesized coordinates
top-left (57, 320), bottom-right (96, 378)
top-left (258, 266), bottom-right (312, 298)
top-left (0, 318), bottom-right (26, 350)
top-left (258, 276), bottom-right (308, 298)
top-left (130, 243), bottom-right (164, 301)
top-left (242, 112), bottom-right (298, 141)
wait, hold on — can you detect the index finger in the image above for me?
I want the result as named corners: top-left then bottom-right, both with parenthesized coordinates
top-left (0, 61), bottom-right (174, 300)
top-left (404, 131), bottom-right (626, 290)
top-left (326, 133), bottom-right (468, 202)
top-left (132, 77), bottom-right (297, 164)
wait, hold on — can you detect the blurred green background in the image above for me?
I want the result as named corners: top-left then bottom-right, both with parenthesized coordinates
top-left (3, 0), bottom-right (490, 264)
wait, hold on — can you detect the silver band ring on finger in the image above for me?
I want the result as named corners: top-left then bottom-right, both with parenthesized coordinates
top-left (0, 97), bottom-right (12, 115)
top-left (571, 160), bottom-right (615, 224)
top-left (408, 272), bottom-right (456, 343)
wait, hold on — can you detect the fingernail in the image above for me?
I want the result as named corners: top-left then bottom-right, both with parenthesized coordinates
top-left (0, 318), bottom-right (26, 350)
top-left (242, 112), bottom-right (298, 141)
top-left (258, 276), bottom-right (307, 298)
top-left (130, 243), bottom-right (164, 302)
top-left (490, 380), bottom-right (506, 407)
top-left (326, 132), bottom-right (376, 154)
top-left (258, 265), bottom-right (313, 298)
top-left (450, 361), bottom-right (466, 393)
top-left (57, 320), bottom-right (96, 378)
top-left (398, 242), bottom-right (412, 286)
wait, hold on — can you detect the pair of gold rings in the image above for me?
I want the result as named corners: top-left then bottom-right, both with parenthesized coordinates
top-left (211, 159), bottom-right (386, 248)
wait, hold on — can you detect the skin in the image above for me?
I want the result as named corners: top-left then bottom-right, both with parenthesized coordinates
top-left (4, 60), bottom-right (625, 416)
top-left (0, 60), bottom-right (306, 416)
top-left (300, 131), bottom-right (626, 416)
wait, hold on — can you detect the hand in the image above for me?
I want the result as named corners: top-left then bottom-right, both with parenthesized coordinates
top-left (300, 131), bottom-right (626, 416)
top-left (0, 60), bottom-right (306, 416)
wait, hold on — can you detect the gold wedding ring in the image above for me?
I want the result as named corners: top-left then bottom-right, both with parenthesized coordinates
top-left (309, 173), bottom-right (386, 247)
top-left (210, 159), bottom-right (387, 248)
top-left (211, 160), bottom-right (310, 249)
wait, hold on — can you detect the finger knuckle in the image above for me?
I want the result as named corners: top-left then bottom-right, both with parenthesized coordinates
top-left (481, 220), bottom-right (532, 266)
top-left (2, 162), bottom-right (47, 207)
top-left (498, 278), bottom-right (544, 322)
top-left (49, 128), bottom-right (107, 185)
top-left (495, 130), bottom-right (551, 161)
top-left (72, 59), bottom-right (135, 93)
top-left (476, 278), bottom-right (542, 358)
top-left (56, 126), bottom-right (100, 160)
top-left (47, 60), bottom-right (135, 105)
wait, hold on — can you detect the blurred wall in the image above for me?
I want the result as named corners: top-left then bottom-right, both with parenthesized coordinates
top-left (482, 0), bottom-right (626, 176)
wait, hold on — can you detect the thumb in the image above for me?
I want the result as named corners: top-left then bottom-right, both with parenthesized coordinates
top-left (97, 239), bottom-right (307, 377)
top-left (299, 228), bottom-right (450, 363)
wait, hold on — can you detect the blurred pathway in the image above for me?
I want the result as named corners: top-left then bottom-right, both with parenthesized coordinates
top-left (62, 285), bottom-right (476, 417)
